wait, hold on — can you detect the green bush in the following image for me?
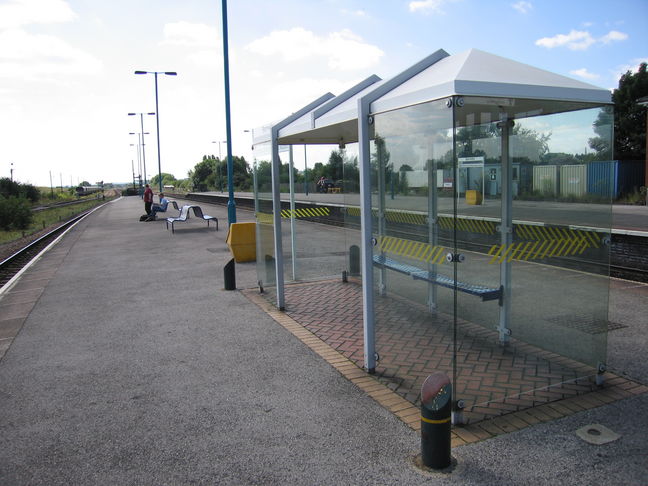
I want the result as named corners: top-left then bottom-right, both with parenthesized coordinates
top-left (0, 196), bottom-right (33, 230)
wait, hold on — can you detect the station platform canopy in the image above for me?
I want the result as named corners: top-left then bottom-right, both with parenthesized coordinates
top-left (255, 48), bottom-right (611, 148)
top-left (252, 47), bottom-right (614, 405)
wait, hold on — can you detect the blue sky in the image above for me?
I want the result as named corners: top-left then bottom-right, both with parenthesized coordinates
top-left (1, 0), bottom-right (646, 187)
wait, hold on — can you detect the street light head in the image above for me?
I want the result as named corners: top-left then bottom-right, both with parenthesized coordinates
top-left (129, 132), bottom-right (136, 135)
top-left (128, 112), bottom-right (136, 116)
top-left (147, 112), bottom-right (156, 115)
top-left (164, 72), bottom-right (177, 76)
top-left (134, 71), bottom-right (147, 75)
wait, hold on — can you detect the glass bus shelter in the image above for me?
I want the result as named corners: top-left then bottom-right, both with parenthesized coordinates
top-left (252, 49), bottom-right (614, 424)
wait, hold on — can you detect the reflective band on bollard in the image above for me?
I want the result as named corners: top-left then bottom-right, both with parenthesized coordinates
top-left (421, 372), bottom-right (452, 469)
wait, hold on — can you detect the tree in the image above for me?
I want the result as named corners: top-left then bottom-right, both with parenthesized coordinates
top-left (606, 62), bottom-right (647, 160)
top-left (150, 173), bottom-right (177, 188)
top-left (328, 151), bottom-right (344, 181)
top-left (191, 156), bottom-right (216, 191)
top-left (588, 106), bottom-right (614, 159)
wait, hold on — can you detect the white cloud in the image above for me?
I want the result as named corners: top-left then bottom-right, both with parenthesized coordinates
top-left (569, 68), bottom-right (599, 80)
top-left (512, 1), bottom-right (532, 14)
top-left (535, 30), bottom-right (595, 50)
top-left (600, 30), bottom-right (628, 44)
top-left (408, 0), bottom-right (456, 14)
top-left (161, 21), bottom-right (218, 48)
top-left (536, 29), bottom-right (629, 51)
top-left (0, 0), bottom-right (76, 29)
top-left (0, 28), bottom-right (102, 78)
top-left (246, 28), bottom-right (383, 71)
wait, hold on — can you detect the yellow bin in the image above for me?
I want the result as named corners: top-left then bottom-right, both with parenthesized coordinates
top-left (226, 222), bottom-right (256, 262)
top-left (465, 190), bottom-right (483, 205)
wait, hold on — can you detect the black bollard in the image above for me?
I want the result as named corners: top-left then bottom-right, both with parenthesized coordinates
top-left (224, 258), bottom-right (236, 290)
top-left (420, 372), bottom-right (452, 469)
top-left (349, 245), bottom-right (360, 276)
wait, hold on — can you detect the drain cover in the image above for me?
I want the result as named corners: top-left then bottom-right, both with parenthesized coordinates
top-left (575, 423), bottom-right (621, 445)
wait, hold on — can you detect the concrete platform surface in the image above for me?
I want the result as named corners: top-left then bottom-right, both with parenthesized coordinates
top-left (0, 196), bottom-right (646, 486)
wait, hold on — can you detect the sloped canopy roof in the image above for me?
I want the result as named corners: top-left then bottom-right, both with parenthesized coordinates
top-left (258, 48), bottom-right (612, 147)
top-left (276, 75), bottom-right (383, 145)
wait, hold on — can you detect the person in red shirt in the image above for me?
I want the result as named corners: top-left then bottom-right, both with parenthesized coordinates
top-left (143, 184), bottom-right (153, 215)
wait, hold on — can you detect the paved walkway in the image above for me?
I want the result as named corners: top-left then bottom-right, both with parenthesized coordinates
top-left (0, 196), bottom-right (646, 485)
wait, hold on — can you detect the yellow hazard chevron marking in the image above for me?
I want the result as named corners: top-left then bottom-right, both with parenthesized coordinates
top-left (488, 234), bottom-right (594, 264)
top-left (281, 207), bottom-right (330, 219)
top-left (377, 236), bottom-right (447, 265)
top-left (346, 207), bottom-right (497, 234)
top-left (515, 224), bottom-right (600, 248)
top-left (257, 208), bottom-right (330, 222)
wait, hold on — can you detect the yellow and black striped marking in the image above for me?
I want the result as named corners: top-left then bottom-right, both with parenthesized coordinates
top-left (256, 207), bottom-right (330, 223)
top-left (378, 236), bottom-right (447, 265)
top-left (487, 236), bottom-right (593, 264)
top-left (346, 207), bottom-right (497, 235)
top-left (515, 224), bottom-right (600, 248)
top-left (280, 207), bottom-right (330, 219)
top-left (438, 216), bottom-right (497, 235)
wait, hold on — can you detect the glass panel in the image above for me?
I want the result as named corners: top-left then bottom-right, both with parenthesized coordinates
top-left (287, 144), bottom-right (348, 282)
top-left (371, 99), bottom-right (455, 404)
top-left (453, 97), bottom-right (612, 422)
top-left (253, 142), bottom-right (276, 292)
top-left (342, 142), bottom-right (362, 282)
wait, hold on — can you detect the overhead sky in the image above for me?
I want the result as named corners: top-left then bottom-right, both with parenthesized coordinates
top-left (1, 0), bottom-right (646, 187)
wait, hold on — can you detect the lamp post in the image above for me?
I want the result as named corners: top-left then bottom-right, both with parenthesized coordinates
top-left (128, 112), bottom-right (155, 186)
top-left (129, 132), bottom-right (150, 183)
top-left (221, 0), bottom-right (236, 224)
top-left (134, 71), bottom-right (177, 192)
top-left (129, 141), bottom-right (142, 191)
top-left (212, 140), bottom-right (227, 193)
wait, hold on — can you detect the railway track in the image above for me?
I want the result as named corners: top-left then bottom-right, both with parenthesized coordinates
top-left (0, 210), bottom-right (93, 289)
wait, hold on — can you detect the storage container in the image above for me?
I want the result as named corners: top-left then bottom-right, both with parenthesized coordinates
top-left (533, 165), bottom-right (558, 196)
top-left (560, 165), bottom-right (587, 197)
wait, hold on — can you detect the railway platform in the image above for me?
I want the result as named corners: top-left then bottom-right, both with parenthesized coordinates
top-left (0, 195), bottom-right (647, 485)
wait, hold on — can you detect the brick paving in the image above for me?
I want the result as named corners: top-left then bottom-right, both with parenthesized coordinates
top-left (259, 279), bottom-right (624, 424)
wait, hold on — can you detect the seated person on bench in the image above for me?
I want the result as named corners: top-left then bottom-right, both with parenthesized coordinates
top-left (146, 193), bottom-right (169, 221)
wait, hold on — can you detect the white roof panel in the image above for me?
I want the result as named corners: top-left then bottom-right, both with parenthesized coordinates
top-left (371, 49), bottom-right (611, 114)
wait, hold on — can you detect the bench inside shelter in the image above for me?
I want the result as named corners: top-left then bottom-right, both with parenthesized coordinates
top-left (372, 254), bottom-right (502, 302)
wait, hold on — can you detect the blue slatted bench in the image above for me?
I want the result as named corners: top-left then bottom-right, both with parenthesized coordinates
top-left (373, 254), bottom-right (502, 302)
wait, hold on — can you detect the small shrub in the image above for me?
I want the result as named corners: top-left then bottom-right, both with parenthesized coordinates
top-left (0, 196), bottom-right (33, 230)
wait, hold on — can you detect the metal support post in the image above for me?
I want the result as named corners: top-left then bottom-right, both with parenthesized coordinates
top-left (270, 133), bottom-right (285, 311)
top-left (358, 99), bottom-right (376, 374)
top-left (377, 136), bottom-right (387, 296)
top-left (427, 156), bottom-right (438, 311)
top-left (497, 115), bottom-right (514, 345)
top-left (289, 145), bottom-right (297, 281)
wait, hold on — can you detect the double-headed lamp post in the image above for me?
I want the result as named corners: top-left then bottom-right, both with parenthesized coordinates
top-left (128, 112), bottom-right (155, 186)
top-left (134, 71), bottom-right (177, 192)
